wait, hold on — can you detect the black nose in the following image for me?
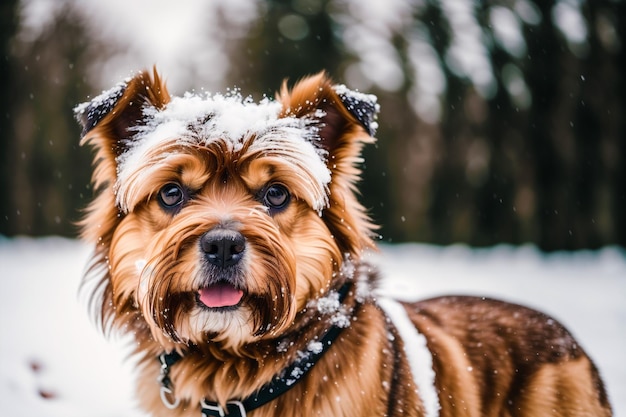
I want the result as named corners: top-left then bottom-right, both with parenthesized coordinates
top-left (200, 229), bottom-right (246, 268)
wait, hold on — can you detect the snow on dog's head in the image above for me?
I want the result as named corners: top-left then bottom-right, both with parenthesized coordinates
top-left (115, 92), bottom-right (331, 214)
top-left (75, 67), bottom-right (378, 352)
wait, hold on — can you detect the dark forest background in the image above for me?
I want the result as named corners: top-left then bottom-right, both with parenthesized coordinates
top-left (0, 0), bottom-right (624, 251)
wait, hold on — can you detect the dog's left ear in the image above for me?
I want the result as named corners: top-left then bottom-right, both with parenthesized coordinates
top-left (278, 72), bottom-right (378, 165)
top-left (278, 73), bottom-right (379, 254)
top-left (331, 84), bottom-right (379, 137)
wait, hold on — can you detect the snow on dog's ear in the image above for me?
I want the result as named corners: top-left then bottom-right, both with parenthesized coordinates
top-left (74, 68), bottom-right (170, 185)
top-left (332, 84), bottom-right (379, 137)
top-left (277, 72), bottom-right (378, 162)
top-left (75, 67), bottom-right (169, 141)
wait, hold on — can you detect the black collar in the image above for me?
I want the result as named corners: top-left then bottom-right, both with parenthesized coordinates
top-left (157, 283), bottom-right (352, 417)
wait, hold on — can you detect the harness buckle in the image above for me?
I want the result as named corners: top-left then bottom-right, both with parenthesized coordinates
top-left (201, 399), bottom-right (246, 417)
top-left (160, 385), bottom-right (181, 409)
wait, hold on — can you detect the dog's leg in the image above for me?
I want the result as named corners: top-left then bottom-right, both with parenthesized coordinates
top-left (512, 356), bottom-right (612, 416)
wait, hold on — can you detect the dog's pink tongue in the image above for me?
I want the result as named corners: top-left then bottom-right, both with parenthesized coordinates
top-left (198, 284), bottom-right (243, 308)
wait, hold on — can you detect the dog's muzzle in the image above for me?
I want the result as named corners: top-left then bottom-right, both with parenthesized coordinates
top-left (197, 227), bottom-right (247, 309)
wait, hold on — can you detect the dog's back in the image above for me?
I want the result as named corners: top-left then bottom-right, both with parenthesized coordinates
top-left (404, 296), bottom-right (612, 417)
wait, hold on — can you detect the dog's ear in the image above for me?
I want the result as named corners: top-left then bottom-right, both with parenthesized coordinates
top-left (75, 68), bottom-right (170, 184)
top-left (76, 68), bottom-right (169, 247)
top-left (75, 67), bottom-right (169, 141)
top-left (278, 73), bottom-right (379, 254)
top-left (331, 84), bottom-right (379, 137)
top-left (278, 72), bottom-right (378, 158)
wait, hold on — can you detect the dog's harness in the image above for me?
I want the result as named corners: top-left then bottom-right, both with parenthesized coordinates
top-left (157, 284), bottom-right (351, 417)
top-left (156, 287), bottom-right (440, 417)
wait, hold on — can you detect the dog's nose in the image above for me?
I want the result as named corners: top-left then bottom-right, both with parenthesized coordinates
top-left (200, 229), bottom-right (246, 268)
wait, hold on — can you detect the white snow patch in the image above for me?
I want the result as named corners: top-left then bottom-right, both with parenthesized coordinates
top-left (378, 298), bottom-right (440, 417)
top-left (307, 341), bottom-right (324, 355)
top-left (333, 85), bottom-right (378, 106)
top-left (73, 80), bottom-right (128, 123)
top-left (315, 291), bottom-right (342, 315)
top-left (0, 237), bottom-right (146, 417)
top-left (310, 287), bottom-right (352, 329)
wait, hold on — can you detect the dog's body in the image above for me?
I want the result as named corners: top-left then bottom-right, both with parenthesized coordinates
top-left (76, 69), bottom-right (612, 417)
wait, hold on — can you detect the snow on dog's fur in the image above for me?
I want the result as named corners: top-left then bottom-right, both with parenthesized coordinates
top-left (76, 68), bottom-right (612, 417)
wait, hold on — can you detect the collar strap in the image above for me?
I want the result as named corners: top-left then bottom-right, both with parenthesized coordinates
top-left (158, 283), bottom-right (352, 417)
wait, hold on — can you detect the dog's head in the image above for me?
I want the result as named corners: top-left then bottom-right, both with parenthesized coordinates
top-left (76, 68), bottom-right (378, 351)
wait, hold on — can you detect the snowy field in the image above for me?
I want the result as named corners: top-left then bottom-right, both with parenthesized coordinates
top-left (1, 236), bottom-right (624, 416)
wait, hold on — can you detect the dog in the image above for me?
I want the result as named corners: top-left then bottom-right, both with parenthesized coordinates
top-left (75, 68), bottom-right (612, 417)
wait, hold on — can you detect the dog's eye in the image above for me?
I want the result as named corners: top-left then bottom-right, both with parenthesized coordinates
top-left (158, 183), bottom-right (186, 211)
top-left (263, 184), bottom-right (290, 211)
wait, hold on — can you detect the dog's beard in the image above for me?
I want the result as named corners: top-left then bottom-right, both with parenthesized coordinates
top-left (144, 230), bottom-right (295, 346)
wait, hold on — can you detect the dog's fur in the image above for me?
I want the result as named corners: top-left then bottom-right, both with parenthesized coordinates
top-left (76, 68), bottom-right (612, 417)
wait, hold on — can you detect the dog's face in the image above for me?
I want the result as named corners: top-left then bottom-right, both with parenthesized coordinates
top-left (76, 70), bottom-right (378, 351)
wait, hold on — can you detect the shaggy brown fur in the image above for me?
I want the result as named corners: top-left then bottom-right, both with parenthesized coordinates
top-left (76, 68), bottom-right (612, 417)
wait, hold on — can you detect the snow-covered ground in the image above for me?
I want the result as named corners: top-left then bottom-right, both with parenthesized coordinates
top-left (1, 236), bottom-right (624, 416)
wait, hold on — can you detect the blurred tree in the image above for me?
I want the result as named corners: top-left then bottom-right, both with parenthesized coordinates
top-left (480, 0), bottom-right (625, 250)
top-left (325, 0), bottom-right (625, 250)
top-left (0, 3), bottom-right (112, 236)
top-left (227, 0), bottom-right (344, 95)
top-left (0, 0), bottom-right (20, 235)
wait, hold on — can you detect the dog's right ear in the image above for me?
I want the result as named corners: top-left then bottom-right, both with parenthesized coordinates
top-left (75, 68), bottom-right (170, 184)
top-left (75, 68), bottom-right (169, 246)
top-left (76, 69), bottom-right (170, 324)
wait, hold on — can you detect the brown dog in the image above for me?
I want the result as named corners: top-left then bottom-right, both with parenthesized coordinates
top-left (75, 68), bottom-right (612, 417)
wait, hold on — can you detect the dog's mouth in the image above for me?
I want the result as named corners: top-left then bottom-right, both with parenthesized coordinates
top-left (196, 282), bottom-right (245, 309)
